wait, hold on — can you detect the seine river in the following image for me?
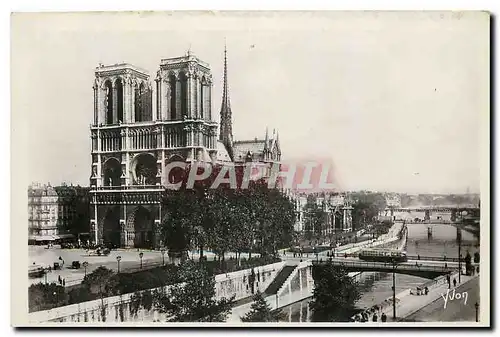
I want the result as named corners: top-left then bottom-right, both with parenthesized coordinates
top-left (278, 222), bottom-right (480, 322)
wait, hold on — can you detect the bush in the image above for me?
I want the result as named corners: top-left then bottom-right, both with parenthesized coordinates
top-left (28, 283), bottom-right (68, 312)
top-left (67, 287), bottom-right (95, 305)
top-left (113, 264), bottom-right (179, 294)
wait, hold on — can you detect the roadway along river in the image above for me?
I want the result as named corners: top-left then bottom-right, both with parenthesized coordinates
top-left (403, 276), bottom-right (480, 322)
top-left (278, 222), bottom-right (479, 322)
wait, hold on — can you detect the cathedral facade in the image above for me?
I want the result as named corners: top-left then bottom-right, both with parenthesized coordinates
top-left (89, 49), bottom-right (281, 249)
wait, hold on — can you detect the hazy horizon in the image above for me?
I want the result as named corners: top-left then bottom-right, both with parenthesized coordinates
top-left (12, 12), bottom-right (488, 194)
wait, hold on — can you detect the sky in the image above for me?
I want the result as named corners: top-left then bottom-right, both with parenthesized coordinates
top-left (12, 11), bottom-right (489, 194)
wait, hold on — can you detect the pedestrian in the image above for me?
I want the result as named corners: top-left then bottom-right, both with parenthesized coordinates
top-left (63, 279), bottom-right (65, 287)
top-left (372, 313), bottom-right (378, 322)
top-left (381, 313), bottom-right (387, 322)
top-left (453, 278), bottom-right (457, 287)
top-left (58, 275), bottom-right (62, 284)
top-left (445, 263), bottom-right (448, 269)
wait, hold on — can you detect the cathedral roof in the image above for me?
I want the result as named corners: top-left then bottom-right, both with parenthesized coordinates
top-left (216, 140), bottom-right (233, 162)
top-left (233, 140), bottom-right (266, 161)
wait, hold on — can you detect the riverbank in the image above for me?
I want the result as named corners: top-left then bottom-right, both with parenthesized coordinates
top-left (351, 270), bottom-right (479, 323)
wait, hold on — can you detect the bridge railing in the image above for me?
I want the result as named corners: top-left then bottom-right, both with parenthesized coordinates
top-left (406, 255), bottom-right (460, 263)
top-left (312, 260), bottom-right (456, 273)
top-left (328, 252), bottom-right (460, 263)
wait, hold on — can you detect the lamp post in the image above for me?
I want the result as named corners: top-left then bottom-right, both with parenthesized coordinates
top-left (391, 259), bottom-right (397, 320)
top-left (82, 261), bottom-right (88, 278)
top-left (139, 252), bottom-right (144, 269)
top-left (475, 302), bottom-right (479, 322)
top-left (458, 228), bottom-right (462, 283)
top-left (160, 248), bottom-right (166, 266)
top-left (116, 255), bottom-right (121, 273)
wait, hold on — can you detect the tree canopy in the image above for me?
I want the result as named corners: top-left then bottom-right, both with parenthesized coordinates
top-left (309, 262), bottom-right (361, 322)
top-left (159, 164), bottom-right (296, 260)
top-left (151, 260), bottom-right (234, 322)
top-left (241, 290), bottom-right (284, 322)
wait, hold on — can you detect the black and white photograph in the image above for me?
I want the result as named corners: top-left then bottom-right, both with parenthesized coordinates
top-left (10, 11), bottom-right (490, 327)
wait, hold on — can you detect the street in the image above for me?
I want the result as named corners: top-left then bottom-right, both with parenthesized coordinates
top-left (404, 277), bottom-right (480, 322)
top-left (28, 245), bottom-right (258, 287)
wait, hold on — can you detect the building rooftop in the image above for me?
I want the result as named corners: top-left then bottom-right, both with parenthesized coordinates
top-left (160, 52), bottom-right (210, 69)
top-left (95, 63), bottom-right (150, 77)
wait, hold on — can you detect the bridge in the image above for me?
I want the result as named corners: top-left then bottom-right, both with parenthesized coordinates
top-left (388, 205), bottom-right (479, 212)
top-left (317, 253), bottom-right (463, 263)
top-left (310, 258), bottom-right (466, 279)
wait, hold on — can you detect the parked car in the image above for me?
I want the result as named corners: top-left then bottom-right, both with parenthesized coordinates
top-left (71, 261), bottom-right (81, 269)
top-left (93, 247), bottom-right (110, 256)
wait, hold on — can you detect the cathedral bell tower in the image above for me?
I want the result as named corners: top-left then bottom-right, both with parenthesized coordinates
top-left (156, 51), bottom-right (218, 164)
top-left (89, 54), bottom-right (219, 250)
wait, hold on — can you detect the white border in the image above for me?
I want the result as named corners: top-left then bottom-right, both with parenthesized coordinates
top-left (3, 0), bottom-right (498, 336)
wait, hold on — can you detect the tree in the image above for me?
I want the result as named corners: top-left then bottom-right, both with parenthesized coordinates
top-left (350, 191), bottom-right (387, 227)
top-left (160, 164), bottom-right (295, 263)
top-left (161, 189), bottom-right (200, 259)
top-left (152, 260), bottom-right (234, 322)
top-left (241, 290), bottom-right (284, 322)
top-left (28, 282), bottom-right (67, 312)
top-left (82, 266), bottom-right (117, 304)
top-left (310, 262), bottom-right (361, 322)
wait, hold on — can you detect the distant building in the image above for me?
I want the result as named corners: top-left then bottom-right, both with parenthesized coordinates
top-left (28, 183), bottom-right (90, 245)
top-left (292, 192), bottom-right (353, 234)
top-left (386, 193), bottom-right (402, 208)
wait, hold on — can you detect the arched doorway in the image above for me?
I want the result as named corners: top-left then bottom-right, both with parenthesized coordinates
top-left (103, 158), bottom-right (122, 186)
top-left (102, 207), bottom-right (121, 247)
top-left (128, 206), bottom-right (154, 248)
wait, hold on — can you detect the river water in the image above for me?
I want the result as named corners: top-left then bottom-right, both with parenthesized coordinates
top-left (278, 222), bottom-right (480, 322)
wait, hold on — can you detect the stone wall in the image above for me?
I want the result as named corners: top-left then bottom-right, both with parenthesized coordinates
top-left (227, 260), bottom-right (315, 322)
top-left (28, 261), bottom-right (286, 324)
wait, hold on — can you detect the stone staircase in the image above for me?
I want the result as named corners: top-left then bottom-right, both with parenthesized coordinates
top-left (263, 265), bottom-right (297, 295)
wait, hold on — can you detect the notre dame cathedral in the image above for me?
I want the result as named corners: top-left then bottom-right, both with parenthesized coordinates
top-left (89, 48), bottom-right (282, 249)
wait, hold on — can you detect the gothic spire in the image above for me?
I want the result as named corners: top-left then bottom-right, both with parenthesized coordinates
top-left (221, 42), bottom-right (231, 112)
top-left (219, 42), bottom-right (234, 160)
